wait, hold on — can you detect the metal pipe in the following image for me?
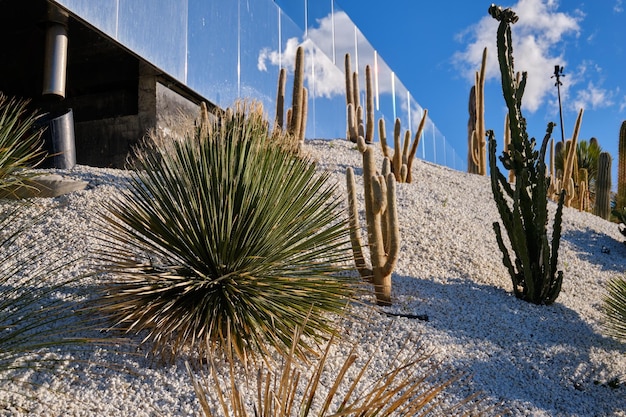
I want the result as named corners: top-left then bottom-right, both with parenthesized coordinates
top-left (42, 6), bottom-right (69, 98)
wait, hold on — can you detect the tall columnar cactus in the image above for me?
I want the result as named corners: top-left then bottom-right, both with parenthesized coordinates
top-left (578, 168), bottom-right (589, 212)
top-left (344, 54), bottom-right (375, 144)
top-left (378, 110), bottom-right (428, 183)
top-left (468, 47), bottom-right (488, 175)
top-left (595, 151), bottom-right (612, 220)
top-left (617, 121), bottom-right (626, 211)
top-left (467, 86), bottom-right (479, 174)
top-left (488, 5), bottom-right (565, 305)
top-left (274, 46), bottom-right (308, 145)
top-left (561, 109), bottom-right (584, 207)
top-left (346, 137), bottom-right (400, 306)
top-left (288, 46), bottom-right (307, 143)
top-left (275, 68), bottom-right (286, 130)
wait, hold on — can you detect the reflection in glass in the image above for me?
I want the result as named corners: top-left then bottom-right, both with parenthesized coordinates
top-left (52, 0), bottom-right (465, 171)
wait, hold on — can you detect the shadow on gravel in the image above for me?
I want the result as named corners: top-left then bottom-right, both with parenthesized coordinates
top-left (385, 273), bottom-right (626, 416)
top-left (561, 227), bottom-right (626, 273)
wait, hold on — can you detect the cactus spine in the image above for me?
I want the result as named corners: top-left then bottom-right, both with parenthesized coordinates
top-left (469, 47), bottom-right (487, 175)
top-left (617, 121), bottom-right (626, 211)
top-left (488, 4), bottom-right (564, 305)
top-left (346, 137), bottom-right (400, 306)
top-left (595, 151), bottom-right (612, 220)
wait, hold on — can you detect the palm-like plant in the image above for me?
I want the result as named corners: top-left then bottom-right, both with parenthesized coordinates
top-left (94, 104), bottom-right (357, 364)
top-left (603, 277), bottom-right (626, 341)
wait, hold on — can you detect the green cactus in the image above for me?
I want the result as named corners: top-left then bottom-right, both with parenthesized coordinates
top-left (561, 110), bottom-right (584, 207)
top-left (273, 46), bottom-right (307, 146)
top-left (578, 168), bottom-right (589, 211)
top-left (467, 86), bottom-right (479, 174)
top-left (595, 151), bottom-right (612, 220)
top-left (288, 46), bottom-right (306, 143)
top-left (469, 47), bottom-right (487, 175)
top-left (377, 112), bottom-right (427, 184)
top-left (487, 4), bottom-right (565, 305)
top-left (344, 54), bottom-right (374, 144)
top-left (275, 68), bottom-right (286, 130)
top-left (346, 137), bottom-right (400, 306)
top-left (617, 121), bottom-right (626, 211)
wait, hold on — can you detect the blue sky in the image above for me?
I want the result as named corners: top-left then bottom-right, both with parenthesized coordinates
top-left (336, 0), bottom-right (626, 183)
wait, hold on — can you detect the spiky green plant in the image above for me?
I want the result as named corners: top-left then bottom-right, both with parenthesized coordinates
top-left (94, 104), bottom-right (357, 364)
top-left (188, 325), bottom-right (497, 417)
top-left (488, 5), bottom-right (565, 305)
top-left (603, 276), bottom-right (626, 341)
top-left (0, 94), bottom-right (46, 196)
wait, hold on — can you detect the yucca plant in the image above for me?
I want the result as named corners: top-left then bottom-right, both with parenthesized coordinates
top-left (603, 276), bottom-right (626, 341)
top-left (188, 325), bottom-right (496, 417)
top-left (94, 103), bottom-right (357, 364)
top-left (0, 94), bottom-right (46, 196)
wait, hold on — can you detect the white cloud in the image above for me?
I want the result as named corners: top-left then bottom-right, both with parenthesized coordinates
top-left (257, 11), bottom-right (397, 100)
top-left (615, 0), bottom-right (624, 13)
top-left (453, 0), bottom-right (581, 113)
top-left (619, 95), bottom-right (626, 112)
top-left (572, 81), bottom-right (614, 111)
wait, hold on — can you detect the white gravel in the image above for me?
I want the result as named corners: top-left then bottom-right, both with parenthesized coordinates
top-left (1, 138), bottom-right (625, 416)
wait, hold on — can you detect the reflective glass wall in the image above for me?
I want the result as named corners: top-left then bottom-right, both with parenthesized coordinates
top-left (52, 0), bottom-right (466, 171)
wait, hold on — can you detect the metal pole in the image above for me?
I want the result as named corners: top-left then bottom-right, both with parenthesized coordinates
top-left (552, 65), bottom-right (565, 144)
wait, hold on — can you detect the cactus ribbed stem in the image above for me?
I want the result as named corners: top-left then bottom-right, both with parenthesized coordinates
top-left (346, 137), bottom-right (400, 306)
top-left (595, 151), bottom-right (612, 220)
top-left (275, 68), bottom-right (286, 130)
top-left (617, 121), bottom-right (626, 211)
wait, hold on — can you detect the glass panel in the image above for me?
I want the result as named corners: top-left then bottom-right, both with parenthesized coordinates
top-left (117, 0), bottom-right (188, 82)
top-left (240, 0), bottom-right (281, 112)
top-left (53, 0), bottom-right (466, 171)
top-left (52, 0), bottom-right (118, 37)
top-left (187, 0), bottom-right (238, 106)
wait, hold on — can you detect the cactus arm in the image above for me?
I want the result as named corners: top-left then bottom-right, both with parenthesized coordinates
top-left (352, 72), bottom-right (360, 111)
top-left (357, 106), bottom-right (365, 139)
top-left (346, 167), bottom-right (372, 280)
top-left (561, 109), bottom-right (584, 205)
top-left (298, 87), bottom-right (308, 143)
top-left (275, 68), bottom-right (286, 130)
top-left (617, 121), bottom-right (626, 210)
top-left (402, 130), bottom-right (411, 165)
top-left (476, 47), bottom-right (488, 175)
top-left (392, 118), bottom-right (402, 181)
top-left (407, 109), bottom-right (428, 169)
top-left (471, 130), bottom-right (481, 166)
top-left (365, 65), bottom-right (375, 144)
top-left (378, 118), bottom-right (391, 159)
top-left (547, 190), bottom-right (566, 303)
top-left (347, 103), bottom-right (357, 142)
top-left (288, 46), bottom-right (304, 138)
top-left (380, 172), bottom-right (400, 279)
top-left (344, 53), bottom-right (353, 107)
top-left (493, 222), bottom-right (519, 293)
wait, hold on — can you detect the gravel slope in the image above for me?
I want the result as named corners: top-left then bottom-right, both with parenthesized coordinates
top-left (1, 138), bottom-right (625, 416)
